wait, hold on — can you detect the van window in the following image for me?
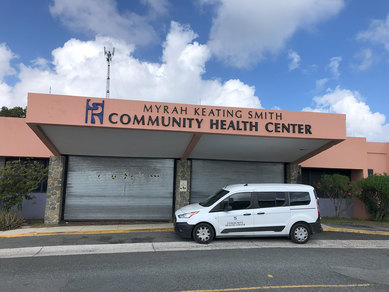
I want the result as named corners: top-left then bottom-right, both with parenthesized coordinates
top-left (226, 192), bottom-right (252, 210)
top-left (255, 192), bottom-right (287, 208)
top-left (210, 192), bottom-right (252, 212)
top-left (289, 192), bottom-right (311, 206)
top-left (199, 189), bottom-right (229, 207)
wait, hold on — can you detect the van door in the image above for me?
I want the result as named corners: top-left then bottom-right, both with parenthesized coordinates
top-left (252, 192), bottom-right (290, 234)
top-left (212, 192), bottom-right (254, 235)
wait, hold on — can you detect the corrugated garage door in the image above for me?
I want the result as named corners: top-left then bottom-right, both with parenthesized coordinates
top-left (191, 160), bottom-right (284, 203)
top-left (64, 156), bottom-right (174, 220)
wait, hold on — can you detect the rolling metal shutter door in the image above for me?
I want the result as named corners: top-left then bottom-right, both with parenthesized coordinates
top-left (191, 160), bottom-right (284, 203)
top-left (64, 156), bottom-right (174, 220)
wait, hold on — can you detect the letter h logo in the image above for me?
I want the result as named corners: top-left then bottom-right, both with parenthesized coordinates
top-left (85, 99), bottom-right (104, 124)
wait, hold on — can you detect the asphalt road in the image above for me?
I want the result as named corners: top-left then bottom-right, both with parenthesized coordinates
top-left (1, 230), bottom-right (388, 249)
top-left (0, 247), bottom-right (388, 292)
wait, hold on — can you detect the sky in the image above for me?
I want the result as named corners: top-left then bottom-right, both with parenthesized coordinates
top-left (0, 0), bottom-right (388, 142)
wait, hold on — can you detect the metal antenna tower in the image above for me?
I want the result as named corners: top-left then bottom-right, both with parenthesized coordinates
top-left (104, 47), bottom-right (115, 98)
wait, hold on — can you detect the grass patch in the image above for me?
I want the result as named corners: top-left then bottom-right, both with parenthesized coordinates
top-left (322, 217), bottom-right (389, 228)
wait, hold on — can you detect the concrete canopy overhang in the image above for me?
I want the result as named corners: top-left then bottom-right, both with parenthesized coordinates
top-left (26, 93), bottom-right (347, 164)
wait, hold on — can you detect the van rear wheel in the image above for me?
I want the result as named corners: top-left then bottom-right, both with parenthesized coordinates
top-left (290, 223), bottom-right (310, 244)
top-left (193, 223), bottom-right (214, 244)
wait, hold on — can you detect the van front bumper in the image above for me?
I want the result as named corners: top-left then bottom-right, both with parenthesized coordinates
top-left (174, 221), bottom-right (194, 239)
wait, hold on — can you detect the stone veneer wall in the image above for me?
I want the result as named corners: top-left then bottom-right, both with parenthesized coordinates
top-left (0, 157), bottom-right (5, 167)
top-left (44, 156), bottom-right (66, 224)
top-left (286, 163), bottom-right (302, 184)
top-left (174, 159), bottom-right (191, 212)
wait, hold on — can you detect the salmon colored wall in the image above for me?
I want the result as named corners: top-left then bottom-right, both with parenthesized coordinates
top-left (366, 142), bottom-right (389, 175)
top-left (300, 137), bottom-right (368, 173)
top-left (0, 117), bottom-right (52, 158)
top-left (300, 137), bottom-right (389, 177)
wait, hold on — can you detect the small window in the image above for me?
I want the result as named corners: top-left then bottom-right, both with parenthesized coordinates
top-left (289, 192), bottom-right (311, 206)
top-left (255, 192), bottom-right (287, 208)
top-left (368, 169), bottom-right (374, 176)
top-left (226, 192), bottom-right (252, 210)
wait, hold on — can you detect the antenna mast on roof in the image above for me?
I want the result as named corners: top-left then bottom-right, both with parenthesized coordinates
top-left (104, 47), bottom-right (114, 98)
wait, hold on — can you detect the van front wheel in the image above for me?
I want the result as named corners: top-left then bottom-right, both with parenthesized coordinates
top-left (290, 223), bottom-right (310, 244)
top-left (193, 223), bottom-right (214, 244)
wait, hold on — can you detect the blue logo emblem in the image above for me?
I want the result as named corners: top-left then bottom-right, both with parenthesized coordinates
top-left (85, 99), bottom-right (104, 124)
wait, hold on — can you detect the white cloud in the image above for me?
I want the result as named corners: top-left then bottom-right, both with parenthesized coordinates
top-left (0, 22), bottom-right (261, 109)
top-left (206, 0), bottom-right (344, 68)
top-left (141, 0), bottom-right (169, 18)
top-left (353, 48), bottom-right (373, 71)
top-left (0, 43), bottom-right (16, 107)
top-left (0, 43), bottom-right (16, 80)
top-left (49, 0), bottom-right (167, 46)
top-left (327, 56), bottom-right (342, 79)
top-left (357, 14), bottom-right (389, 51)
top-left (287, 50), bottom-right (301, 71)
top-left (304, 87), bottom-right (389, 142)
top-left (315, 78), bottom-right (328, 91)
top-left (302, 64), bottom-right (318, 74)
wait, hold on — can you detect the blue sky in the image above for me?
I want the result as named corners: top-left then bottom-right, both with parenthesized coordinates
top-left (0, 0), bottom-right (388, 141)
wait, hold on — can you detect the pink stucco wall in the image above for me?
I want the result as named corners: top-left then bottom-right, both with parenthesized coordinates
top-left (300, 137), bottom-right (389, 177)
top-left (300, 137), bottom-right (367, 172)
top-left (0, 117), bottom-right (52, 158)
top-left (366, 142), bottom-right (389, 175)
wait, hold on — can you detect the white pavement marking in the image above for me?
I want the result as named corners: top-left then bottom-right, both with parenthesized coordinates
top-left (0, 240), bottom-right (388, 259)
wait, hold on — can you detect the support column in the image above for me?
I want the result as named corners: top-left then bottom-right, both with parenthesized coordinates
top-left (286, 163), bottom-right (302, 184)
top-left (44, 156), bottom-right (66, 224)
top-left (175, 159), bottom-right (191, 212)
top-left (0, 157), bottom-right (5, 168)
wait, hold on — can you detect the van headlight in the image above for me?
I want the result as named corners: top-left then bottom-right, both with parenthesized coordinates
top-left (177, 211), bottom-right (199, 219)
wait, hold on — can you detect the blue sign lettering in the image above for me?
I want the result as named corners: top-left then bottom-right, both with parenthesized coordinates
top-left (85, 99), bottom-right (104, 124)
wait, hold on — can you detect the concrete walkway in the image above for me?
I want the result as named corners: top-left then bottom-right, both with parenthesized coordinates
top-left (1, 222), bottom-right (389, 238)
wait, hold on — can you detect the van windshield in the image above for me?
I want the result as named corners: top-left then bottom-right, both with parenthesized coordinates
top-left (199, 189), bottom-right (229, 207)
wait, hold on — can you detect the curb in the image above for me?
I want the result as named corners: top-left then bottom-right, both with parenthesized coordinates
top-left (322, 227), bottom-right (389, 236)
top-left (0, 227), bottom-right (174, 238)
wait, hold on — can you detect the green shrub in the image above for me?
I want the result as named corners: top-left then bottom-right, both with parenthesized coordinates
top-left (316, 174), bottom-right (361, 217)
top-left (358, 174), bottom-right (389, 221)
top-left (0, 160), bottom-right (48, 211)
top-left (0, 211), bottom-right (24, 231)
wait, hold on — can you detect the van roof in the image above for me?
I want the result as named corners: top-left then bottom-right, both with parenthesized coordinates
top-left (223, 183), bottom-right (314, 192)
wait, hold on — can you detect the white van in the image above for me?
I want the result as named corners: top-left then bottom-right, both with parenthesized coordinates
top-left (174, 184), bottom-right (322, 244)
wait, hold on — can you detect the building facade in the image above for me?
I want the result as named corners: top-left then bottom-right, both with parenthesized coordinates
top-left (1, 93), bottom-right (388, 223)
